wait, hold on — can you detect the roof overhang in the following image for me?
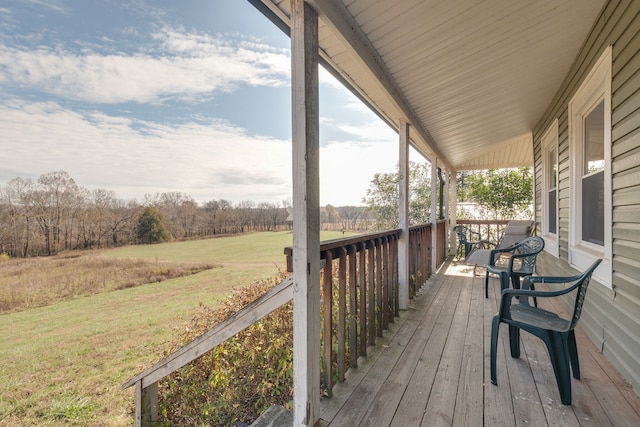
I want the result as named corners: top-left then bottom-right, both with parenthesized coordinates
top-left (251, 0), bottom-right (606, 171)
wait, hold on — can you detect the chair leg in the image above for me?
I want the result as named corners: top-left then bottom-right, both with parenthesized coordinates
top-left (508, 325), bottom-right (520, 358)
top-left (490, 315), bottom-right (500, 385)
top-left (485, 271), bottom-right (490, 298)
top-left (511, 274), bottom-right (521, 290)
top-left (531, 282), bottom-right (537, 307)
top-left (567, 330), bottom-right (580, 379)
top-left (544, 332), bottom-right (572, 405)
top-left (500, 271), bottom-right (510, 293)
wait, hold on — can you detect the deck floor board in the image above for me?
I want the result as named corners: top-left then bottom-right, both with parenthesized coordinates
top-left (321, 261), bottom-right (640, 426)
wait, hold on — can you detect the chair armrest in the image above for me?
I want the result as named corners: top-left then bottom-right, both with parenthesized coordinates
top-left (469, 229), bottom-right (482, 239)
top-left (487, 243), bottom-right (518, 266)
top-left (506, 249), bottom-right (541, 272)
top-left (523, 272), bottom-right (585, 285)
top-left (498, 276), bottom-right (583, 316)
top-left (498, 288), bottom-right (561, 317)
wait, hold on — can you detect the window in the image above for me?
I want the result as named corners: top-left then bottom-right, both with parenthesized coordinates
top-left (541, 119), bottom-right (559, 256)
top-left (582, 100), bottom-right (605, 246)
top-left (568, 46), bottom-right (612, 287)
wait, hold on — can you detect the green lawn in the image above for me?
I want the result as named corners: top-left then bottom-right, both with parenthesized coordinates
top-left (0, 230), bottom-right (357, 426)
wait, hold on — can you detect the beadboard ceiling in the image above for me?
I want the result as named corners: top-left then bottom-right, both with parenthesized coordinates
top-left (252, 0), bottom-right (605, 171)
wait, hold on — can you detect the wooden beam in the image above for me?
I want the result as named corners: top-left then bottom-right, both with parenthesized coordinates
top-left (291, 1), bottom-right (321, 425)
top-left (398, 119), bottom-right (410, 310)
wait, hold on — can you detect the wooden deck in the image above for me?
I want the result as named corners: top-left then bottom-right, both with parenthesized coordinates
top-left (319, 261), bottom-right (640, 426)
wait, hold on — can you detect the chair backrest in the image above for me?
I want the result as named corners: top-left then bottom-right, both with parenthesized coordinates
top-left (570, 259), bottom-right (603, 330)
top-left (499, 220), bottom-right (535, 249)
top-left (453, 225), bottom-right (468, 245)
top-left (512, 236), bottom-right (544, 275)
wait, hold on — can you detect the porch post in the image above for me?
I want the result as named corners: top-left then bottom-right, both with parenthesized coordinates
top-left (291, 1), bottom-right (320, 425)
top-left (450, 171), bottom-right (458, 256)
top-left (398, 119), bottom-right (410, 310)
top-left (443, 169), bottom-right (451, 255)
top-left (431, 158), bottom-right (438, 272)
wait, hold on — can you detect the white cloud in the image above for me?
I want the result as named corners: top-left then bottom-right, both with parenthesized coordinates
top-left (0, 28), bottom-right (290, 104)
top-left (0, 99), bottom-right (409, 206)
top-left (0, 100), bottom-right (292, 203)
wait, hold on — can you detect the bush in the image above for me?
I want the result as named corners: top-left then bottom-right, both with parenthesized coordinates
top-left (137, 206), bottom-right (170, 244)
top-left (159, 272), bottom-right (293, 426)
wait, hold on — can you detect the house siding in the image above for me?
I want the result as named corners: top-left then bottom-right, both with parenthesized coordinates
top-left (533, 0), bottom-right (640, 394)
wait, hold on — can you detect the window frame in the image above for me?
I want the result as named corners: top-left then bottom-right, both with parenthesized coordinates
top-left (568, 46), bottom-right (612, 288)
top-left (541, 119), bottom-right (559, 257)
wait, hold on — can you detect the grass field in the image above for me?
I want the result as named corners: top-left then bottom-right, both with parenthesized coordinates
top-left (0, 230), bottom-right (356, 426)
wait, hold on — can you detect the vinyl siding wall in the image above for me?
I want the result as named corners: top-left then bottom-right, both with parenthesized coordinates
top-left (533, 0), bottom-right (640, 395)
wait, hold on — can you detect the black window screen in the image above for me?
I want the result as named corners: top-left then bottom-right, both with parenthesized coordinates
top-left (582, 170), bottom-right (604, 246)
top-left (548, 189), bottom-right (556, 234)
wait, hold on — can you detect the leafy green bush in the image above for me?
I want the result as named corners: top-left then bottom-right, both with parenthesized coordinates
top-left (159, 273), bottom-right (293, 426)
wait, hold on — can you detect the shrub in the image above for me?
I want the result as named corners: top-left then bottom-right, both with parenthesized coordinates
top-left (159, 272), bottom-right (293, 426)
top-left (137, 206), bottom-right (170, 244)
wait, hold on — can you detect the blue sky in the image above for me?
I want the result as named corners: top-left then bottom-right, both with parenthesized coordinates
top-left (0, 0), bottom-right (405, 206)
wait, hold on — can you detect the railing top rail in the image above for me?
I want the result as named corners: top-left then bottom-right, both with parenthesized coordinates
top-left (409, 223), bottom-right (434, 232)
top-left (283, 228), bottom-right (402, 256)
top-left (454, 219), bottom-right (510, 225)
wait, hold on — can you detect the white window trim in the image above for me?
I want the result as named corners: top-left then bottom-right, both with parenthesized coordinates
top-left (568, 46), bottom-right (612, 288)
top-left (541, 119), bottom-right (559, 257)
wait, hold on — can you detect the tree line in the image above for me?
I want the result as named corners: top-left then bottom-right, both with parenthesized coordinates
top-left (0, 166), bottom-right (532, 258)
top-left (0, 171), bottom-right (368, 258)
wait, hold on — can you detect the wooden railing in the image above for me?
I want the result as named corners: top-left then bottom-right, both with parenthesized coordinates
top-left (284, 223), bottom-right (442, 396)
top-left (124, 223), bottom-right (444, 425)
top-left (454, 219), bottom-right (510, 246)
top-left (122, 276), bottom-right (296, 426)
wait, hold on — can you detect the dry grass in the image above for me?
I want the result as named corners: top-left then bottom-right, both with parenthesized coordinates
top-left (0, 231), bottom-right (356, 425)
top-left (0, 253), bottom-right (215, 314)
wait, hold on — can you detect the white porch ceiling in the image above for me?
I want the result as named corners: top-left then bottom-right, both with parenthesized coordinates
top-left (252, 0), bottom-right (606, 171)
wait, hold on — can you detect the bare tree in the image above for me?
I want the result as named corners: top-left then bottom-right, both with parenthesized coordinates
top-left (30, 171), bottom-right (83, 254)
top-left (337, 205), bottom-right (363, 231)
top-left (0, 178), bottom-right (36, 256)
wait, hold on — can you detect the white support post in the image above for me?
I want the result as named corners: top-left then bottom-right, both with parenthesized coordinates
top-left (398, 119), bottom-right (410, 310)
top-left (443, 169), bottom-right (450, 256)
top-left (450, 171), bottom-right (458, 256)
top-left (291, 1), bottom-right (320, 425)
top-left (431, 158), bottom-right (438, 272)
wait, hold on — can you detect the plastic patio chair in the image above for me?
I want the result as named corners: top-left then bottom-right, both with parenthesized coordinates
top-left (464, 220), bottom-right (535, 281)
top-left (453, 225), bottom-right (484, 259)
top-left (490, 259), bottom-right (602, 405)
top-left (485, 236), bottom-right (545, 299)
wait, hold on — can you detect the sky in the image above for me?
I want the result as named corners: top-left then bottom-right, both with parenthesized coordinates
top-left (0, 0), bottom-right (410, 207)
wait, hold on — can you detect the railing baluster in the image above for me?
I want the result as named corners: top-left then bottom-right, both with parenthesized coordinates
top-left (392, 236), bottom-right (399, 318)
top-left (322, 250), bottom-right (333, 396)
top-left (338, 247), bottom-right (347, 382)
top-left (367, 240), bottom-right (376, 346)
top-left (348, 245), bottom-right (357, 368)
top-left (375, 238), bottom-right (383, 337)
top-left (381, 236), bottom-right (389, 330)
top-left (358, 242), bottom-right (367, 356)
